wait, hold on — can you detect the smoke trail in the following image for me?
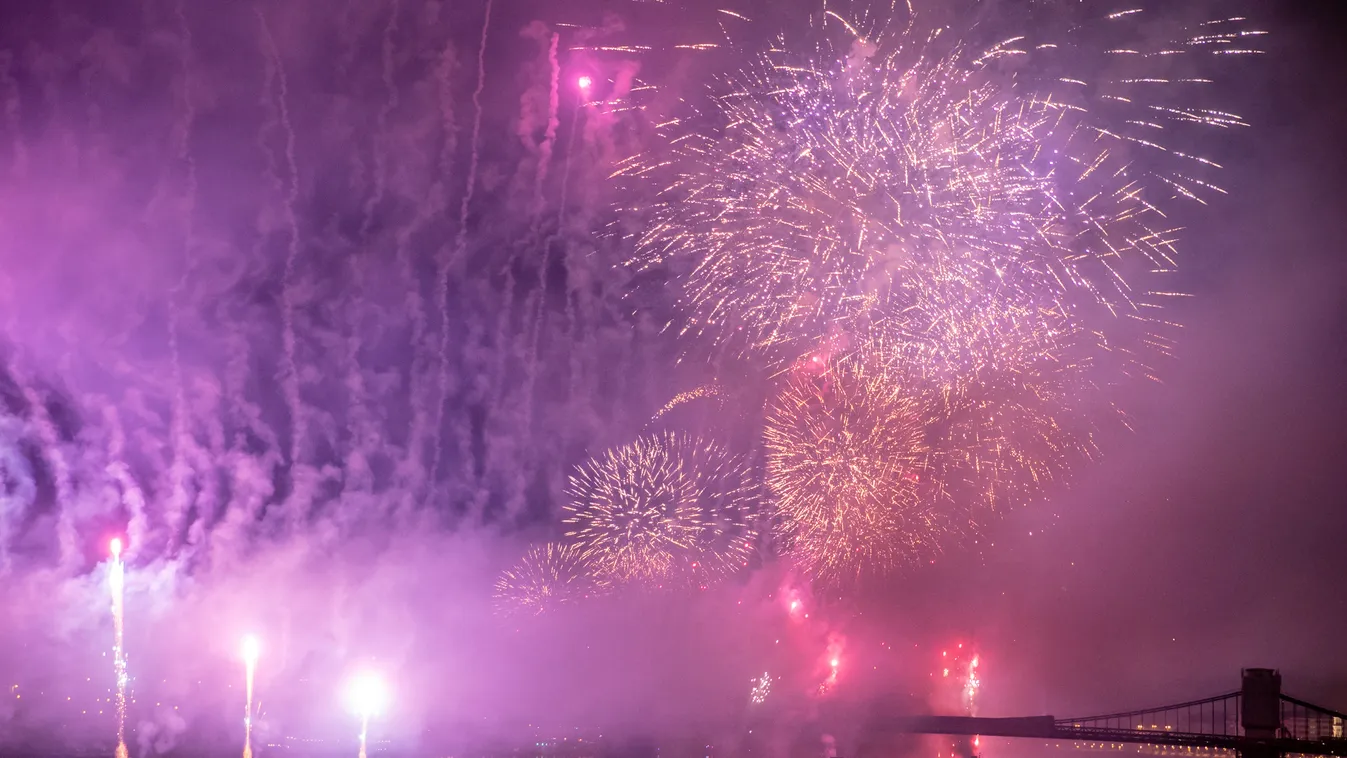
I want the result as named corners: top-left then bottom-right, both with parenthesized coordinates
top-left (18, 380), bottom-right (76, 568)
top-left (343, 0), bottom-right (404, 520)
top-left (533, 33), bottom-right (562, 218)
top-left (520, 30), bottom-right (569, 414)
top-left (0, 52), bottom-right (26, 176)
top-left (474, 23), bottom-right (557, 521)
top-left (520, 99), bottom-right (584, 441)
top-left (165, 0), bottom-right (199, 556)
top-left (374, 21), bottom-right (461, 512)
top-left (0, 415), bottom-right (27, 573)
top-left (431, 0), bottom-right (492, 496)
top-left (393, 189), bottom-right (440, 508)
top-left (101, 406), bottom-right (148, 564)
top-left (360, 0), bottom-right (401, 241)
top-left (256, 10), bottom-right (306, 485)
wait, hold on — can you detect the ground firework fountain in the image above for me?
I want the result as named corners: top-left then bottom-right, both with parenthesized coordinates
top-left (242, 635), bottom-right (260, 758)
top-left (346, 672), bottom-right (387, 758)
top-left (109, 538), bottom-right (128, 758)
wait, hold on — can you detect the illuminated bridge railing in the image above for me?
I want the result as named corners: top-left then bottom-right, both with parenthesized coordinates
top-left (1056, 691), bottom-right (1245, 741)
top-left (1057, 691), bottom-right (1346, 744)
top-left (885, 693), bottom-right (1347, 756)
top-left (1281, 695), bottom-right (1347, 742)
top-left (1052, 691), bottom-right (1347, 756)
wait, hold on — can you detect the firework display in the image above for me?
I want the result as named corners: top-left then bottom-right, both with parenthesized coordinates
top-left (603, 3), bottom-right (1261, 581)
top-left (562, 432), bottom-right (758, 585)
top-left (763, 357), bottom-right (948, 582)
top-left (618, 6), bottom-right (1255, 375)
top-left (0, 0), bottom-right (1266, 752)
top-left (494, 543), bottom-right (613, 617)
top-left (865, 325), bottom-right (1095, 511)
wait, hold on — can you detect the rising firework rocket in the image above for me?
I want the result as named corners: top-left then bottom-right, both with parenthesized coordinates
top-left (346, 672), bottom-right (387, 758)
top-left (242, 635), bottom-right (260, 758)
top-left (109, 538), bottom-right (128, 758)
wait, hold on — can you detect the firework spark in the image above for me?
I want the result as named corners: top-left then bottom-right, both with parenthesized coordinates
top-left (750, 671), bottom-right (773, 705)
top-left (819, 634), bottom-right (844, 695)
top-left (937, 643), bottom-right (982, 757)
top-left (563, 432), bottom-right (758, 585)
top-left (966, 653), bottom-right (980, 714)
top-left (611, 4), bottom-right (1258, 555)
top-left (861, 330), bottom-right (1096, 511)
top-left (763, 358), bottom-right (948, 583)
top-left (242, 635), bottom-right (260, 758)
top-left (109, 538), bottom-right (128, 758)
top-left (494, 543), bottom-right (612, 617)
top-left (617, 7), bottom-right (1257, 376)
top-left (648, 384), bottom-right (725, 425)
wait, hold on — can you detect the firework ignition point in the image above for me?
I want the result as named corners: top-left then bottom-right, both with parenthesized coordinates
top-left (347, 672), bottom-right (388, 720)
top-left (242, 634), bottom-right (260, 664)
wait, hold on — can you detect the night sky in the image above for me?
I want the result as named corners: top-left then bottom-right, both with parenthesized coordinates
top-left (0, 1), bottom-right (1343, 756)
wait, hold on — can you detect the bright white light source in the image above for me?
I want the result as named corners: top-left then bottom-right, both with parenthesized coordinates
top-left (346, 672), bottom-right (388, 719)
top-left (577, 76), bottom-right (593, 90)
top-left (242, 635), bottom-right (260, 665)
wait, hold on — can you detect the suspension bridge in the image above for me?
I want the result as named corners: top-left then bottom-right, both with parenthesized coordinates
top-left (882, 669), bottom-right (1346, 758)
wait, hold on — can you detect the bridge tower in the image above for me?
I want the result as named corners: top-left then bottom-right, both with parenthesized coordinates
top-left (1241, 668), bottom-right (1282, 758)
top-left (1242, 668), bottom-right (1282, 738)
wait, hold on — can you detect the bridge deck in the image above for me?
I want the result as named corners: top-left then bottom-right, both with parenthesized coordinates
top-left (886, 715), bottom-right (1347, 757)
